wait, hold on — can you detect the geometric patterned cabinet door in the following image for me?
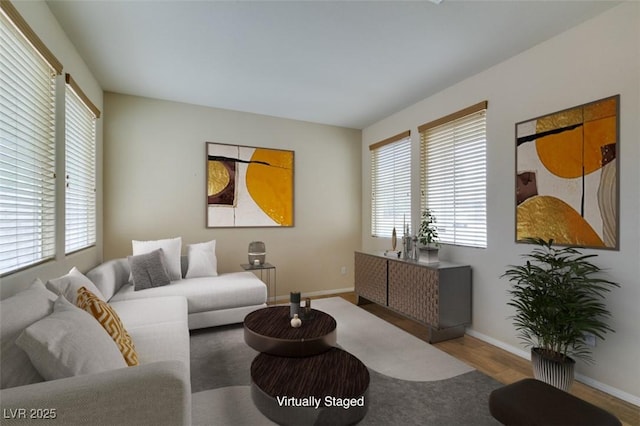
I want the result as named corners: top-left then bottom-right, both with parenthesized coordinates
top-left (354, 252), bottom-right (387, 306)
top-left (354, 251), bottom-right (471, 343)
top-left (388, 259), bottom-right (439, 326)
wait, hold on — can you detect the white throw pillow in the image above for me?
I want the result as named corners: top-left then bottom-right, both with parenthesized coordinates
top-left (0, 279), bottom-right (56, 389)
top-left (186, 240), bottom-right (218, 278)
top-left (46, 267), bottom-right (106, 304)
top-left (16, 296), bottom-right (127, 381)
top-left (132, 237), bottom-right (182, 281)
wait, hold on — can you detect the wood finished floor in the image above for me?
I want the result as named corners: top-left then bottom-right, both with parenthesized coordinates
top-left (310, 292), bottom-right (639, 426)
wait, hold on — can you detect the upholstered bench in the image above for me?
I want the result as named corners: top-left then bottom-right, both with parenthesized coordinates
top-left (489, 378), bottom-right (621, 426)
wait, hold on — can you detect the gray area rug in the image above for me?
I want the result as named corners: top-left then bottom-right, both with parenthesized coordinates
top-left (190, 298), bottom-right (501, 425)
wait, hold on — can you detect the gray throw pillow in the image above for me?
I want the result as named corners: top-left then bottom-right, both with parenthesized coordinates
top-left (127, 248), bottom-right (171, 291)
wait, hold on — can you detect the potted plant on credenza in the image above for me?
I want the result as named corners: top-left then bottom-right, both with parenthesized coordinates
top-left (418, 208), bottom-right (439, 263)
top-left (502, 238), bottom-right (619, 391)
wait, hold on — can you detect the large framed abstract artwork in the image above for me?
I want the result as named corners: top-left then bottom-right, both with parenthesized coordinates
top-left (206, 142), bottom-right (294, 228)
top-left (515, 95), bottom-right (619, 249)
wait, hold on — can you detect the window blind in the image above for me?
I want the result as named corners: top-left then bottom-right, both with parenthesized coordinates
top-left (0, 6), bottom-right (57, 274)
top-left (65, 74), bottom-right (97, 254)
top-left (370, 131), bottom-right (411, 238)
top-left (419, 103), bottom-right (487, 248)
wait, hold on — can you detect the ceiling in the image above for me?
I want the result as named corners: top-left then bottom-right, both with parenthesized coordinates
top-left (46, 0), bottom-right (619, 129)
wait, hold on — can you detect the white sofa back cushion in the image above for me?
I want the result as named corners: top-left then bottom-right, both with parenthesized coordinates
top-left (185, 240), bottom-right (218, 278)
top-left (16, 296), bottom-right (127, 380)
top-left (0, 279), bottom-right (56, 389)
top-left (86, 258), bottom-right (131, 301)
top-left (132, 237), bottom-right (182, 281)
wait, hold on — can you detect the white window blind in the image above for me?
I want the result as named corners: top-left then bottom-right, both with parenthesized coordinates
top-left (419, 102), bottom-right (487, 248)
top-left (0, 5), bottom-right (59, 275)
top-left (370, 131), bottom-right (411, 238)
top-left (65, 74), bottom-right (98, 254)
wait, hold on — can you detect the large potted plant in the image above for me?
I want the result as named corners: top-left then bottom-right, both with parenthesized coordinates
top-left (418, 209), bottom-right (439, 262)
top-left (502, 238), bottom-right (619, 391)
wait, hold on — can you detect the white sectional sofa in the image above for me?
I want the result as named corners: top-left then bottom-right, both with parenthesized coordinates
top-left (87, 256), bottom-right (268, 329)
top-left (0, 251), bottom-right (267, 425)
top-left (1, 284), bottom-right (192, 426)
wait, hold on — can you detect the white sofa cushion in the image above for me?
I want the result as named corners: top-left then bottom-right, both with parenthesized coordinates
top-left (110, 296), bottom-right (188, 330)
top-left (0, 279), bottom-right (56, 389)
top-left (46, 266), bottom-right (106, 304)
top-left (185, 240), bottom-right (218, 278)
top-left (16, 296), bottom-right (127, 381)
top-left (110, 272), bottom-right (266, 314)
top-left (128, 321), bottom-right (190, 366)
top-left (132, 237), bottom-right (182, 281)
top-left (109, 296), bottom-right (190, 367)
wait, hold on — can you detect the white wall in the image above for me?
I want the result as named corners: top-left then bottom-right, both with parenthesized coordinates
top-left (1, 1), bottom-right (103, 298)
top-left (362, 2), bottom-right (639, 402)
top-left (103, 93), bottom-right (362, 299)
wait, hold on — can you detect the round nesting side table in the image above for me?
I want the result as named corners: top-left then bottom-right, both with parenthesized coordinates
top-left (244, 306), bottom-right (336, 357)
top-left (243, 306), bottom-right (369, 425)
top-left (251, 348), bottom-right (369, 426)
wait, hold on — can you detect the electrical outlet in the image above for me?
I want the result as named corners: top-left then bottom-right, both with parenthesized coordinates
top-left (583, 332), bottom-right (597, 347)
top-left (340, 266), bottom-right (347, 275)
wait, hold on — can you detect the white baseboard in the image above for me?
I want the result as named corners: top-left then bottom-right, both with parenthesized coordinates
top-left (574, 373), bottom-right (640, 407)
top-left (273, 287), bottom-right (354, 302)
top-left (466, 328), bottom-right (640, 407)
top-left (466, 328), bottom-right (530, 359)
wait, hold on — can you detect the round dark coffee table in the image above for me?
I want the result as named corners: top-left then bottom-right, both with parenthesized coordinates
top-left (244, 306), bottom-right (336, 357)
top-left (243, 306), bottom-right (369, 425)
top-left (251, 348), bottom-right (369, 426)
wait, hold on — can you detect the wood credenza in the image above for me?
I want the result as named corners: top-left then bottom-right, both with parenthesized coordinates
top-left (354, 251), bottom-right (471, 343)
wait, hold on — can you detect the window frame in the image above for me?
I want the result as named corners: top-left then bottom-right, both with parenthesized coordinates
top-left (370, 130), bottom-right (412, 239)
top-left (64, 73), bottom-right (99, 254)
top-left (419, 101), bottom-right (488, 248)
top-left (0, 1), bottom-right (61, 276)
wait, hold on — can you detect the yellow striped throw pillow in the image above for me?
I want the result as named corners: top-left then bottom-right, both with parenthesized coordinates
top-left (76, 286), bottom-right (139, 366)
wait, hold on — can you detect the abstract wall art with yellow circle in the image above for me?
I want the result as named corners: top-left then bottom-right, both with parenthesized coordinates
top-left (515, 95), bottom-right (619, 249)
top-left (206, 142), bottom-right (294, 227)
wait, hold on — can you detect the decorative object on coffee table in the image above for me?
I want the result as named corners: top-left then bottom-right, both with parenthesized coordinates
top-left (300, 297), bottom-right (313, 321)
top-left (290, 314), bottom-right (302, 328)
top-left (290, 292), bottom-right (300, 318)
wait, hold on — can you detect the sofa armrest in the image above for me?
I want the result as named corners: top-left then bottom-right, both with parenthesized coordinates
top-left (0, 361), bottom-right (191, 426)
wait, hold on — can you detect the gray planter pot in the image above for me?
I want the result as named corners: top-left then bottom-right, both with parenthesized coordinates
top-left (419, 247), bottom-right (439, 263)
top-left (531, 347), bottom-right (575, 391)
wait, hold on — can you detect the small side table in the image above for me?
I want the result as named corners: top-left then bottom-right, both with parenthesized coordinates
top-left (241, 263), bottom-right (276, 304)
